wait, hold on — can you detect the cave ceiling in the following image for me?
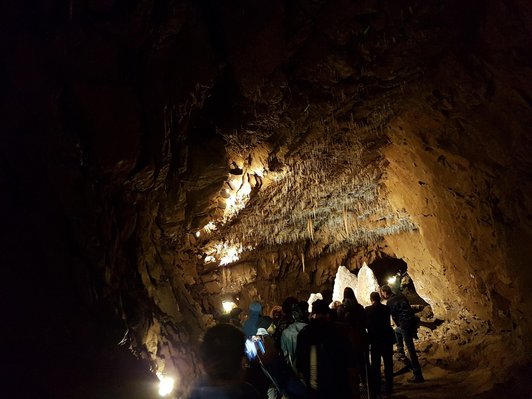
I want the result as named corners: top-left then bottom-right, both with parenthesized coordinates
top-left (152, 0), bottom-right (459, 268)
top-left (2, 0), bottom-right (532, 396)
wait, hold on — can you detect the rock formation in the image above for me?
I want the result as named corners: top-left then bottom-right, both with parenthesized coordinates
top-left (2, 0), bottom-right (531, 398)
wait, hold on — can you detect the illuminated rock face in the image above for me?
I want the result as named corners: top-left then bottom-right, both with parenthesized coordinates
top-left (3, 0), bottom-right (531, 397)
top-left (332, 265), bottom-right (358, 304)
top-left (307, 293), bottom-right (324, 313)
top-left (356, 263), bottom-right (380, 307)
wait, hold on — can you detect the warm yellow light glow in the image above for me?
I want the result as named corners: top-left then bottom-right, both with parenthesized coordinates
top-left (195, 231), bottom-right (200, 238)
top-left (222, 301), bottom-right (236, 313)
top-left (203, 241), bottom-right (252, 266)
top-left (239, 181), bottom-right (251, 196)
top-left (204, 255), bottom-right (216, 263)
top-left (156, 374), bottom-right (175, 397)
top-left (203, 221), bottom-right (217, 233)
top-left (225, 195), bottom-right (236, 208)
top-left (219, 243), bottom-right (241, 265)
top-left (223, 174), bottom-right (254, 221)
top-left (387, 276), bottom-right (397, 285)
top-left (252, 167), bottom-right (264, 177)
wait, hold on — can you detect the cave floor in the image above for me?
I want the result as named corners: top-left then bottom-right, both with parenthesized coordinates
top-left (392, 365), bottom-right (483, 398)
top-left (390, 362), bottom-right (532, 399)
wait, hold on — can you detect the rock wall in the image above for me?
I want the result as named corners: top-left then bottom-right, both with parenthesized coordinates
top-left (381, 2), bottom-right (532, 367)
top-left (2, 0), bottom-right (531, 397)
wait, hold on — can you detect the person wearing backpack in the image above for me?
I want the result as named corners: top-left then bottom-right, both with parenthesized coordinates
top-left (381, 285), bottom-right (424, 383)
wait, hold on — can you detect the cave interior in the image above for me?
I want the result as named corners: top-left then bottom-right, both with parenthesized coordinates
top-left (2, 0), bottom-right (532, 398)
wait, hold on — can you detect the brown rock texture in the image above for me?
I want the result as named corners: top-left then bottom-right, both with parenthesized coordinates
top-left (1, 0), bottom-right (531, 397)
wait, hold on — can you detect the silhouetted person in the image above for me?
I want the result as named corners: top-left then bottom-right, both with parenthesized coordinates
top-left (269, 305), bottom-right (283, 334)
top-left (273, 296), bottom-right (299, 346)
top-left (281, 302), bottom-right (308, 370)
top-left (365, 291), bottom-right (395, 397)
top-left (321, 289), bottom-right (333, 306)
top-left (341, 287), bottom-right (369, 395)
top-left (296, 299), bottom-right (355, 398)
top-left (188, 324), bottom-right (261, 399)
top-left (297, 300), bottom-right (310, 324)
top-left (381, 285), bottom-right (424, 383)
top-left (320, 288), bottom-right (338, 321)
top-left (254, 328), bottom-right (309, 399)
top-left (230, 307), bottom-right (243, 328)
top-left (242, 301), bottom-right (273, 337)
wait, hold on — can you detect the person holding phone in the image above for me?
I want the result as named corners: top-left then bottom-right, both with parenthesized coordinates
top-left (188, 324), bottom-right (261, 399)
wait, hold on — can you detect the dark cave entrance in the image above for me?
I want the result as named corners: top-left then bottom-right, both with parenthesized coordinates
top-left (368, 257), bottom-right (429, 307)
top-left (368, 256), bottom-right (407, 286)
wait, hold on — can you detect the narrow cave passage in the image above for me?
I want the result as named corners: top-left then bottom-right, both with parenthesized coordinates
top-left (368, 257), bottom-right (407, 287)
top-left (368, 257), bottom-right (428, 307)
top-left (2, 1), bottom-right (532, 399)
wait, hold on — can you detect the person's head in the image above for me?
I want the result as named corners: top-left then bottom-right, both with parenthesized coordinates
top-left (248, 301), bottom-right (262, 315)
top-left (290, 301), bottom-right (308, 323)
top-left (370, 291), bottom-right (381, 304)
top-left (336, 303), bottom-right (346, 320)
top-left (257, 315), bottom-right (273, 330)
top-left (343, 287), bottom-right (355, 299)
top-left (229, 307), bottom-right (243, 327)
top-left (380, 285), bottom-right (393, 299)
top-left (282, 297), bottom-right (299, 317)
top-left (297, 300), bottom-right (310, 323)
top-left (311, 299), bottom-right (329, 319)
top-left (321, 289), bottom-right (333, 304)
top-left (270, 305), bottom-right (283, 321)
top-left (200, 324), bottom-right (246, 382)
top-left (230, 307), bottom-right (242, 319)
top-left (342, 287), bottom-right (358, 309)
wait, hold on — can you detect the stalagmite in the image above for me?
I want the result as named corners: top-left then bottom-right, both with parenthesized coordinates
top-left (307, 292), bottom-right (323, 313)
top-left (332, 265), bottom-right (358, 303)
top-left (355, 262), bottom-right (380, 307)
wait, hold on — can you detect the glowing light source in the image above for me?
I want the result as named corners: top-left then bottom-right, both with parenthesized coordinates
top-left (204, 255), bottom-right (216, 263)
top-left (156, 374), bottom-right (175, 397)
top-left (203, 221), bottom-right (217, 233)
top-left (387, 275), bottom-right (397, 285)
top-left (223, 176), bottom-right (253, 221)
top-left (219, 244), bottom-right (241, 265)
top-left (195, 231), bottom-right (200, 238)
top-left (222, 300), bottom-right (236, 313)
top-left (203, 241), bottom-right (251, 266)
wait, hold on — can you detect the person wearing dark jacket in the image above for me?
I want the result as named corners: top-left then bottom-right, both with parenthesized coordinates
top-left (381, 285), bottom-right (424, 383)
top-left (365, 292), bottom-right (395, 397)
top-left (188, 324), bottom-right (261, 399)
top-left (341, 287), bottom-right (369, 393)
top-left (296, 300), bottom-right (355, 398)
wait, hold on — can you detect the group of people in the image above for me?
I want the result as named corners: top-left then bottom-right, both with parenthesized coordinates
top-left (188, 285), bottom-right (424, 399)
